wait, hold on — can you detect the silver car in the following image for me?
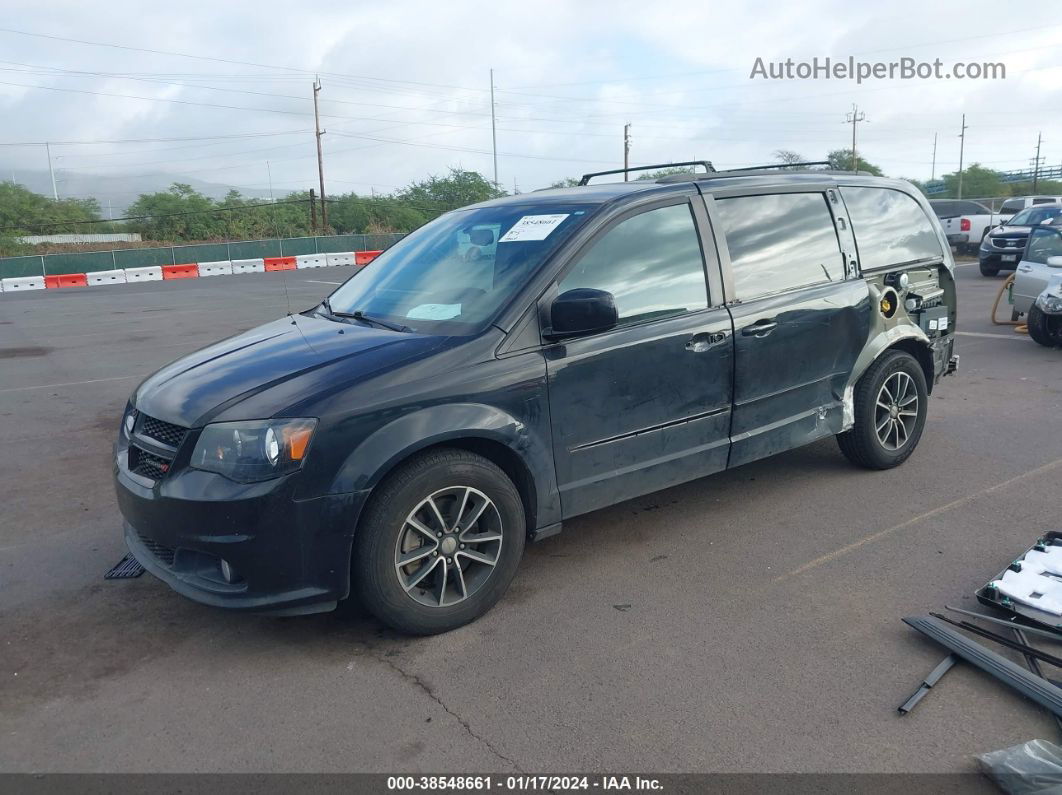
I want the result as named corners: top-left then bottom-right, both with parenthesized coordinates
top-left (1014, 217), bottom-right (1062, 347)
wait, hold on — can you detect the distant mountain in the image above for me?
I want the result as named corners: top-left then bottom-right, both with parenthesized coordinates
top-left (3, 169), bottom-right (273, 217)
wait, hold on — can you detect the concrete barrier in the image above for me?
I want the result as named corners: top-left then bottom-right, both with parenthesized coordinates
top-left (264, 256), bottom-right (297, 272)
top-left (2, 275), bottom-right (46, 292)
top-left (326, 252), bottom-right (356, 267)
top-left (296, 253), bottom-right (329, 269)
top-left (198, 261), bottom-right (233, 277)
top-left (45, 273), bottom-right (88, 288)
top-left (87, 270), bottom-right (127, 286)
top-left (231, 258), bottom-right (265, 274)
top-left (163, 264), bottom-right (199, 280)
top-left (125, 266), bottom-right (164, 282)
top-left (355, 250), bottom-right (383, 266)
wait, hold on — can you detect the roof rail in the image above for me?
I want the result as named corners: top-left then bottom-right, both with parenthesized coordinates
top-left (578, 160), bottom-right (715, 186)
top-left (715, 161), bottom-right (831, 173)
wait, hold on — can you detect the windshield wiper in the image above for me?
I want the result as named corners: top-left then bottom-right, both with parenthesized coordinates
top-left (332, 308), bottom-right (412, 333)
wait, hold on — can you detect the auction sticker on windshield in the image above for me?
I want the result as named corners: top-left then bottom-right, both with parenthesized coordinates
top-left (499, 214), bottom-right (570, 242)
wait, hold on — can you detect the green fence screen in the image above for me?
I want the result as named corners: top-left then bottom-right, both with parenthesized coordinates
top-left (0, 233), bottom-right (406, 279)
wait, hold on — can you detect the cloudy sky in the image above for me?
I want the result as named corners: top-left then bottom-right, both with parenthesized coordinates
top-left (1, 0), bottom-right (1060, 204)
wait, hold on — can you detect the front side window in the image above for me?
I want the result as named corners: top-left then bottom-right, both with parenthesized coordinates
top-left (1025, 227), bottom-right (1062, 265)
top-left (327, 202), bottom-right (598, 334)
top-left (714, 192), bottom-right (843, 300)
top-left (557, 203), bottom-right (708, 326)
top-left (1009, 207), bottom-right (1062, 227)
top-left (842, 187), bottom-right (943, 270)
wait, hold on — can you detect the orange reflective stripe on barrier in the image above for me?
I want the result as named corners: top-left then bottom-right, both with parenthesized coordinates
top-left (263, 256), bottom-right (297, 271)
top-left (44, 273), bottom-right (88, 288)
top-left (355, 250), bottom-right (382, 266)
top-left (162, 264), bottom-right (200, 280)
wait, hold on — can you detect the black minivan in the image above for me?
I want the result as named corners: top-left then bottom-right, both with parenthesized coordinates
top-left (115, 163), bottom-right (958, 634)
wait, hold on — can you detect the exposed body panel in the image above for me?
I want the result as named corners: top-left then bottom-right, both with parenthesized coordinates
top-left (726, 280), bottom-right (872, 468)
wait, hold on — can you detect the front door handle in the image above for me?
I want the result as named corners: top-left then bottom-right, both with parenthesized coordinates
top-left (741, 319), bottom-right (778, 337)
top-left (685, 331), bottom-right (729, 353)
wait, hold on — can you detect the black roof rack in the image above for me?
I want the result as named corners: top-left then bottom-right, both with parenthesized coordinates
top-left (578, 160), bottom-right (715, 186)
top-left (714, 161), bottom-right (831, 174)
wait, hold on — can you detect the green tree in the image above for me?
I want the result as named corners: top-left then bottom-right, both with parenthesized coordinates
top-left (398, 168), bottom-right (505, 215)
top-left (826, 149), bottom-right (884, 176)
top-left (938, 164), bottom-right (1004, 199)
top-left (0, 181), bottom-right (103, 236)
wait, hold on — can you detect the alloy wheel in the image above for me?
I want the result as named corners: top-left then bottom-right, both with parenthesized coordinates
top-left (874, 371), bottom-right (919, 451)
top-left (394, 486), bottom-right (503, 608)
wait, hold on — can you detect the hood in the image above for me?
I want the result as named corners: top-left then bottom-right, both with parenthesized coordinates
top-left (133, 313), bottom-right (444, 427)
top-left (992, 224), bottom-right (1034, 236)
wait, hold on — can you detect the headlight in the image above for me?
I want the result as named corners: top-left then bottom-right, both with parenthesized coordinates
top-left (190, 418), bottom-right (317, 482)
top-left (1036, 292), bottom-right (1062, 314)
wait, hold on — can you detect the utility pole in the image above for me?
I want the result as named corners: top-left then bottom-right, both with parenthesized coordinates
top-left (931, 133), bottom-right (938, 181)
top-left (309, 188), bottom-right (317, 233)
top-left (45, 142), bottom-right (58, 200)
top-left (266, 160), bottom-right (274, 202)
top-left (623, 123), bottom-right (631, 181)
top-left (1032, 132), bottom-right (1044, 191)
top-left (313, 77), bottom-right (328, 230)
top-left (957, 114), bottom-right (968, 199)
top-left (489, 68), bottom-right (498, 189)
top-left (844, 104), bottom-right (866, 172)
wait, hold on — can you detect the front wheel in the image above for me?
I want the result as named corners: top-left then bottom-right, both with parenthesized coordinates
top-left (980, 262), bottom-right (999, 277)
top-left (1028, 305), bottom-right (1062, 348)
top-left (837, 351), bottom-right (929, 470)
top-left (352, 448), bottom-right (525, 635)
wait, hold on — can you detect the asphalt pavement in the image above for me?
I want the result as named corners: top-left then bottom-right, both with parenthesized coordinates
top-left (1, 261), bottom-right (1060, 776)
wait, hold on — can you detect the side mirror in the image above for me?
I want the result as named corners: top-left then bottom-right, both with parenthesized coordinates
top-left (547, 288), bottom-right (618, 339)
top-left (1047, 256), bottom-right (1062, 268)
top-left (1042, 218), bottom-right (1055, 225)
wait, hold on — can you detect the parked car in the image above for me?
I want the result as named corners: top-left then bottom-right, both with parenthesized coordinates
top-left (1014, 217), bottom-right (1062, 347)
top-left (979, 205), bottom-right (1062, 276)
top-left (997, 195), bottom-right (1062, 222)
top-left (114, 165), bottom-right (958, 634)
top-left (931, 199), bottom-right (997, 255)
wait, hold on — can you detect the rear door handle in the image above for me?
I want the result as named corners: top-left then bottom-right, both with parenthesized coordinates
top-left (685, 331), bottom-right (729, 352)
top-left (741, 319), bottom-right (778, 337)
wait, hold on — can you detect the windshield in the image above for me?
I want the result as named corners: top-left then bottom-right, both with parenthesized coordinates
top-left (1009, 207), bottom-right (1062, 226)
top-left (326, 202), bottom-right (598, 334)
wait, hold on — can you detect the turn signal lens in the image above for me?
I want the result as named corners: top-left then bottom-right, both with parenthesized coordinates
top-left (283, 425), bottom-right (313, 461)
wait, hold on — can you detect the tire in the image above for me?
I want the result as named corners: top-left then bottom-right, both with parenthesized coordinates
top-left (1028, 305), bottom-right (1062, 348)
top-left (980, 262), bottom-right (999, 277)
top-left (836, 350), bottom-right (929, 470)
top-left (352, 448), bottom-right (525, 635)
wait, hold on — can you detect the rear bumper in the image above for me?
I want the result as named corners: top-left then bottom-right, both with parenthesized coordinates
top-left (947, 233), bottom-right (970, 246)
top-left (115, 465), bottom-right (368, 615)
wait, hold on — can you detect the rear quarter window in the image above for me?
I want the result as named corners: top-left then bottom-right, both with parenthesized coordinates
top-left (842, 187), bottom-right (943, 270)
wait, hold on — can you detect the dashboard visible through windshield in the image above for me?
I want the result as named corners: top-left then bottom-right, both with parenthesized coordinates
top-left (324, 202), bottom-right (599, 334)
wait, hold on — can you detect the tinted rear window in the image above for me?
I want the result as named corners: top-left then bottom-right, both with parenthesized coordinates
top-left (843, 187), bottom-right (943, 270)
top-left (1001, 200), bottom-right (1025, 214)
top-left (714, 192), bottom-right (843, 300)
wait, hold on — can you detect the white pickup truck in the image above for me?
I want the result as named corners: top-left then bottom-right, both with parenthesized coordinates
top-left (931, 199), bottom-right (999, 255)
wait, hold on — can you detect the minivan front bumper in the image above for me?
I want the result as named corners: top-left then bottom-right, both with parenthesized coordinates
top-left (115, 465), bottom-right (366, 615)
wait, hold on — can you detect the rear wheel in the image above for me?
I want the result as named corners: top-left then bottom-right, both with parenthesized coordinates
top-left (837, 351), bottom-right (929, 470)
top-left (352, 448), bottom-right (525, 635)
top-left (1028, 305), bottom-right (1062, 348)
